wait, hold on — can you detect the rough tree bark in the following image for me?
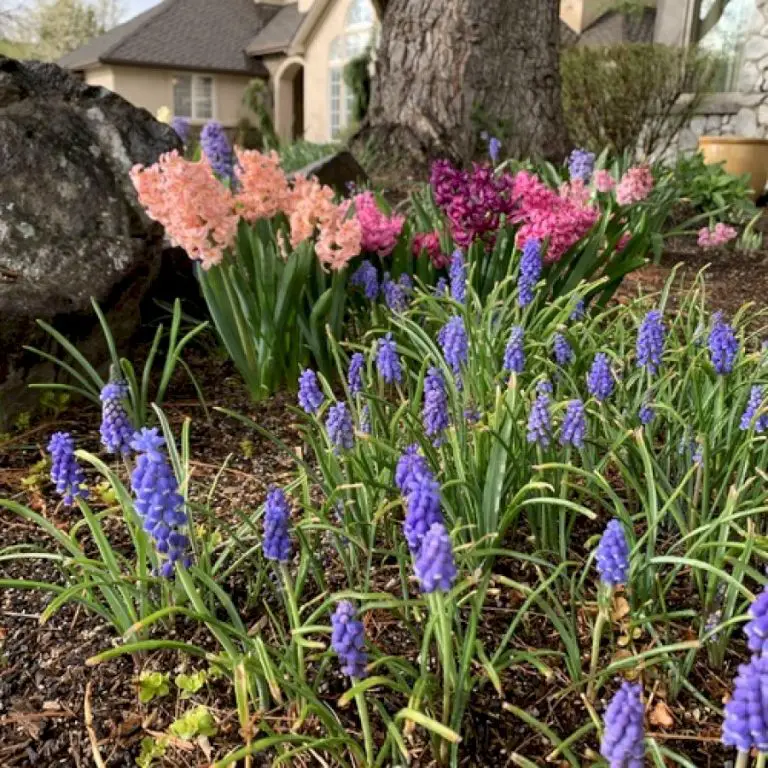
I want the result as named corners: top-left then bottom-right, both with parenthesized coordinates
top-left (355, 0), bottom-right (568, 167)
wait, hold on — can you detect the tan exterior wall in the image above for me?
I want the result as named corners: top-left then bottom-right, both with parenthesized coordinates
top-left (561, 0), bottom-right (656, 32)
top-left (302, 0), bottom-right (363, 142)
top-left (298, 0), bottom-right (315, 11)
top-left (84, 66), bottom-right (115, 91)
top-left (97, 65), bottom-right (256, 127)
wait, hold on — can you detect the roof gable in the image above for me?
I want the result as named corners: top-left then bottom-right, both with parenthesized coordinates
top-left (247, 3), bottom-right (304, 56)
top-left (59, 0), bottom-right (282, 75)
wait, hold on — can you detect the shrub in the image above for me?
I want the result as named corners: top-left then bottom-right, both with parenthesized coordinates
top-left (561, 43), bottom-right (718, 159)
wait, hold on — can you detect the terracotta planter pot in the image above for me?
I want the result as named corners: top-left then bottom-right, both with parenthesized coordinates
top-left (698, 136), bottom-right (768, 196)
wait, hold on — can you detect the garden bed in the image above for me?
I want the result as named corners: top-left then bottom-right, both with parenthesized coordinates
top-left (1, 236), bottom-right (764, 767)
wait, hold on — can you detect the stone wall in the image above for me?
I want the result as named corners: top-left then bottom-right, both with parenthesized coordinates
top-left (675, 0), bottom-right (768, 152)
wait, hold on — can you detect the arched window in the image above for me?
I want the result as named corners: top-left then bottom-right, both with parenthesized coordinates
top-left (692, 0), bottom-right (757, 91)
top-left (328, 0), bottom-right (375, 139)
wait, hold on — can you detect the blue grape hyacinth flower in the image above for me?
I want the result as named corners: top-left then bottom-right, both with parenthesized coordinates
top-left (587, 353), bottom-right (615, 402)
top-left (404, 470), bottom-right (444, 556)
top-left (348, 352), bottom-right (366, 396)
top-left (395, 444), bottom-right (430, 494)
top-left (560, 399), bottom-right (587, 449)
top-left (600, 682), bottom-right (645, 768)
top-left (636, 310), bottom-right (665, 375)
top-left (449, 250), bottom-right (467, 304)
top-left (298, 369), bottom-right (325, 414)
top-left (744, 587), bottom-right (768, 657)
top-left (351, 260), bottom-right (379, 300)
top-left (326, 402), bottom-right (355, 452)
top-left (596, 519), bottom-right (630, 586)
top-left (526, 384), bottom-right (552, 448)
top-left (488, 136), bottom-right (501, 165)
top-left (130, 428), bottom-right (190, 577)
top-left (740, 385), bottom-right (768, 432)
top-left (47, 432), bottom-right (88, 506)
top-left (553, 333), bottom-right (574, 366)
top-left (331, 600), bottom-right (368, 679)
top-left (722, 655), bottom-right (768, 753)
top-left (170, 116), bottom-right (190, 144)
top-left (708, 312), bottom-right (739, 375)
top-left (376, 333), bottom-right (402, 385)
top-left (438, 316), bottom-right (469, 377)
top-left (99, 380), bottom-right (134, 454)
top-left (423, 367), bottom-right (450, 445)
top-left (568, 148), bottom-right (596, 183)
top-left (638, 395), bottom-right (655, 426)
top-left (382, 273), bottom-right (412, 313)
top-left (262, 487), bottom-right (292, 563)
top-left (414, 522), bottom-right (457, 594)
top-left (200, 120), bottom-right (234, 181)
top-left (517, 238), bottom-right (542, 308)
top-left (570, 298), bottom-right (586, 321)
top-left (504, 326), bottom-right (525, 375)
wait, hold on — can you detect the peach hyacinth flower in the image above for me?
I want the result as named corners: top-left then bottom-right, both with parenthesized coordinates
top-left (234, 148), bottom-right (292, 221)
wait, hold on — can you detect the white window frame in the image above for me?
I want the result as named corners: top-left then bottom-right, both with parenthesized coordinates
top-left (327, 0), bottom-right (376, 140)
top-left (173, 73), bottom-right (216, 122)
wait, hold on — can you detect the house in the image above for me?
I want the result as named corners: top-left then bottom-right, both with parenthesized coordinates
top-left (58, 0), bottom-right (768, 146)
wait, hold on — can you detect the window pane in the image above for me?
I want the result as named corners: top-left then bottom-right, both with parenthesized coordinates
top-left (330, 36), bottom-right (344, 62)
top-left (346, 0), bottom-right (373, 27)
top-left (330, 68), bottom-right (342, 138)
top-left (693, 0), bottom-right (756, 90)
top-left (173, 74), bottom-right (192, 118)
top-left (346, 30), bottom-right (370, 58)
top-left (194, 76), bottom-right (213, 119)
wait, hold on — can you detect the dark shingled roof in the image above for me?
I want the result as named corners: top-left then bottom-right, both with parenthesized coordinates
top-left (246, 3), bottom-right (304, 55)
top-left (59, 0), bottom-right (282, 75)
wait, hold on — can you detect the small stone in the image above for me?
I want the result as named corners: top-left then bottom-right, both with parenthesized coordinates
top-left (759, 104), bottom-right (768, 125)
top-left (705, 114), bottom-right (722, 132)
top-left (739, 61), bottom-right (761, 91)
top-left (733, 107), bottom-right (759, 136)
top-left (744, 35), bottom-right (768, 61)
top-left (678, 128), bottom-right (698, 151)
top-left (690, 116), bottom-right (706, 136)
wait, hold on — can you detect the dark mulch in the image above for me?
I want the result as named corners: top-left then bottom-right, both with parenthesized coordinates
top-left (1, 234), bottom-right (765, 766)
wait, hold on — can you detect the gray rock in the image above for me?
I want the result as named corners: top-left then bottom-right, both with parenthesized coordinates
top-left (744, 34), bottom-right (768, 61)
top-left (733, 107), bottom-right (759, 136)
top-left (678, 128), bottom-right (699, 152)
top-left (292, 151), bottom-right (368, 195)
top-left (0, 56), bottom-right (181, 427)
top-left (739, 61), bottom-right (761, 92)
top-left (689, 116), bottom-right (707, 136)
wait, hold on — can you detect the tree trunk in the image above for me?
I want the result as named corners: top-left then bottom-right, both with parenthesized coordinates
top-left (355, 0), bottom-right (568, 168)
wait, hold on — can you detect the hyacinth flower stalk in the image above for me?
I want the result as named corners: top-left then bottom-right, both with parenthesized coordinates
top-left (414, 522), bottom-right (458, 760)
top-left (262, 488), bottom-right (306, 685)
top-left (588, 519), bottom-right (631, 701)
top-left (331, 601), bottom-right (374, 764)
top-left (722, 655), bottom-right (768, 768)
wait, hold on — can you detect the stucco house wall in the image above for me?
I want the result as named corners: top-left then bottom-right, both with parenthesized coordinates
top-left (84, 65), bottom-right (256, 127)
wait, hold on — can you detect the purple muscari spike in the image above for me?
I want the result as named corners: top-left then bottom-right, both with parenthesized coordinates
top-left (560, 399), bottom-right (587, 448)
top-left (262, 487), bottom-right (292, 562)
top-left (465, 406), bottom-right (481, 424)
top-left (722, 655), bottom-right (768, 752)
top-left (170, 116), bottom-right (191, 144)
top-left (414, 522), bottom-right (457, 594)
top-left (745, 587), bottom-right (768, 657)
top-left (404, 471), bottom-right (444, 555)
top-left (382, 272), bottom-right (412, 313)
top-left (517, 238), bottom-right (542, 308)
top-left (636, 310), bottom-right (665, 375)
top-left (351, 261), bottom-right (379, 300)
top-left (298, 369), bottom-right (324, 414)
top-left (596, 519), bottom-right (630, 586)
top-left (326, 402), bottom-right (355, 452)
top-left (449, 250), bottom-right (467, 304)
top-left (200, 120), bottom-right (234, 181)
top-left (504, 325), bottom-right (525, 374)
top-left (376, 333), bottom-right (402, 384)
top-left (740, 385), bottom-right (768, 432)
top-left (488, 136), bottom-right (501, 165)
top-left (423, 367), bottom-right (450, 445)
top-left (553, 333), bottom-right (574, 366)
top-left (360, 404), bottom-right (371, 435)
top-left (692, 440), bottom-right (704, 467)
top-left (587, 353), bottom-right (615, 402)
top-left (600, 682), bottom-right (645, 768)
top-left (331, 600), bottom-right (368, 679)
top-left (395, 444), bottom-right (430, 494)
top-left (526, 387), bottom-right (552, 448)
top-left (99, 380), bottom-right (134, 455)
top-left (348, 353), bottom-right (366, 396)
top-left (708, 312), bottom-right (739, 375)
top-left (130, 428), bottom-right (190, 576)
top-left (638, 397), bottom-right (655, 426)
top-left (438, 316), bottom-right (468, 376)
top-left (47, 432), bottom-right (88, 506)
top-left (570, 299), bottom-right (585, 321)
top-left (568, 148), bottom-right (596, 182)
top-left (434, 277), bottom-right (449, 297)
